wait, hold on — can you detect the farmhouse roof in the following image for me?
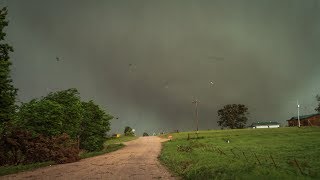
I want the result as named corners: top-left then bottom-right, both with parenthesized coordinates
top-left (251, 121), bottom-right (280, 126)
top-left (287, 113), bottom-right (320, 121)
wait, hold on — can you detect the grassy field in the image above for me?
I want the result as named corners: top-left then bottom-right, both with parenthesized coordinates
top-left (159, 127), bottom-right (320, 179)
top-left (0, 135), bottom-right (138, 176)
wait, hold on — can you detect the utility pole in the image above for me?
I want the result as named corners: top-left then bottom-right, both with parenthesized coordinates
top-left (297, 100), bottom-right (301, 127)
top-left (192, 99), bottom-right (200, 134)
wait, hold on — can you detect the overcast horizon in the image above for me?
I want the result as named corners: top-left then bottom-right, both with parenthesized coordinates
top-left (2, 0), bottom-right (320, 135)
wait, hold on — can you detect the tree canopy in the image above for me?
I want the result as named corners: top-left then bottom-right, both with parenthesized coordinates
top-left (217, 104), bottom-right (249, 129)
top-left (16, 89), bottom-right (113, 152)
top-left (80, 100), bottom-right (112, 151)
top-left (17, 99), bottom-right (64, 136)
top-left (43, 89), bottom-right (84, 139)
top-left (315, 95), bottom-right (320, 113)
top-left (0, 7), bottom-right (17, 127)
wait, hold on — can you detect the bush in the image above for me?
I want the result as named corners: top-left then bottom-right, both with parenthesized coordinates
top-left (0, 125), bottom-right (79, 165)
top-left (124, 126), bottom-right (134, 136)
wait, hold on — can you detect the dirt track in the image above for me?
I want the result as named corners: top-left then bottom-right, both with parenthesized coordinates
top-left (1, 136), bottom-right (176, 180)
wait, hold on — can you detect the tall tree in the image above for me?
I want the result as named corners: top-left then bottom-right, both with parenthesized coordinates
top-left (315, 95), bottom-right (320, 113)
top-left (0, 7), bottom-right (17, 126)
top-left (43, 88), bottom-right (83, 139)
top-left (217, 104), bottom-right (249, 129)
top-left (80, 100), bottom-right (112, 151)
top-left (17, 99), bottom-right (64, 137)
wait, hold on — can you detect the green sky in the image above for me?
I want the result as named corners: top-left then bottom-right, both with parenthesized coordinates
top-left (2, 0), bottom-right (320, 134)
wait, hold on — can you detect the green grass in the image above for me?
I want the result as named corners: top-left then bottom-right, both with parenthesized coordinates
top-left (159, 127), bottom-right (320, 180)
top-left (0, 161), bottom-right (54, 176)
top-left (104, 135), bottom-right (138, 146)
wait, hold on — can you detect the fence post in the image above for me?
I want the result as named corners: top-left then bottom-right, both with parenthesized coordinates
top-left (253, 152), bottom-right (261, 165)
top-left (270, 154), bottom-right (277, 168)
top-left (294, 158), bottom-right (304, 175)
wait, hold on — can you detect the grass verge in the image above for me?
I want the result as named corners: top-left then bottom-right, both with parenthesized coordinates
top-left (159, 127), bottom-right (320, 179)
top-left (104, 135), bottom-right (138, 146)
top-left (0, 161), bottom-right (54, 176)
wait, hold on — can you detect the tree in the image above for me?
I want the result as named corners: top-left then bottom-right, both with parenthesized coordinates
top-left (143, 132), bottom-right (149, 136)
top-left (0, 7), bottom-right (17, 128)
top-left (17, 89), bottom-right (83, 139)
top-left (80, 101), bottom-right (112, 151)
top-left (43, 88), bottom-right (84, 139)
top-left (17, 99), bottom-right (64, 137)
top-left (217, 104), bottom-right (249, 129)
top-left (124, 126), bottom-right (134, 136)
top-left (315, 95), bottom-right (320, 113)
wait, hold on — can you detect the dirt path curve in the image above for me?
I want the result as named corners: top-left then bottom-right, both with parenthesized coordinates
top-left (1, 136), bottom-right (176, 180)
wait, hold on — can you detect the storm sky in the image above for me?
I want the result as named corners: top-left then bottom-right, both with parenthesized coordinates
top-left (2, 0), bottom-right (320, 134)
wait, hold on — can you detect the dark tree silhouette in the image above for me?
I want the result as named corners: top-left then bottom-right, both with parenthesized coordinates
top-left (217, 104), bottom-right (249, 129)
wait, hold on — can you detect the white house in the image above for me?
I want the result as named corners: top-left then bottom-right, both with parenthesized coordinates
top-left (251, 121), bottom-right (280, 128)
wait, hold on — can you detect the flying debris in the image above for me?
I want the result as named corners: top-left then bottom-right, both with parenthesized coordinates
top-left (208, 56), bottom-right (224, 62)
top-left (163, 81), bottom-right (169, 89)
top-left (129, 63), bottom-right (137, 72)
top-left (56, 57), bottom-right (61, 61)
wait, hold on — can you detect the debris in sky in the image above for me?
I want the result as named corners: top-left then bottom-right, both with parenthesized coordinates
top-left (163, 81), bottom-right (169, 89)
top-left (208, 56), bottom-right (224, 62)
top-left (56, 57), bottom-right (60, 61)
top-left (129, 63), bottom-right (137, 72)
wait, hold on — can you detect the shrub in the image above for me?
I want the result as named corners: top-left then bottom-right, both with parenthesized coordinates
top-left (124, 126), bottom-right (134, 136)
top-left (0, 124), bottom-right (79, 165)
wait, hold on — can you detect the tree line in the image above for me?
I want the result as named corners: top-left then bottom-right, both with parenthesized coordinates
top-left (217, 99), bottom-right (320, 129)
top-left (0, 7), bottom-right (113, 165)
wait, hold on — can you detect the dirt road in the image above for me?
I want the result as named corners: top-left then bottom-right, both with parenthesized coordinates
top-left (1, 136), bottom-right (176, 180)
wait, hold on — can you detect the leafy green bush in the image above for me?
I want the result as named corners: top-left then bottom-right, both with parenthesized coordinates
top-left (124, 126), bottom-right (134, 136)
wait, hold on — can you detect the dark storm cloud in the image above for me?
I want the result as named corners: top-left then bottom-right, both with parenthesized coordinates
top-left (3, 0), bottom-right (320, 134)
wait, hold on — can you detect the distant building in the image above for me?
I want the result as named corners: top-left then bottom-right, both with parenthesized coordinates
top-left (251, 121), bottom-right (280, 128)
top-left (287, 113), bottom-right (320, 127)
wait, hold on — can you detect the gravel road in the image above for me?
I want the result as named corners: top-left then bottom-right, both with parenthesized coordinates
top-left (1, 136), bottom-right (176, 180)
